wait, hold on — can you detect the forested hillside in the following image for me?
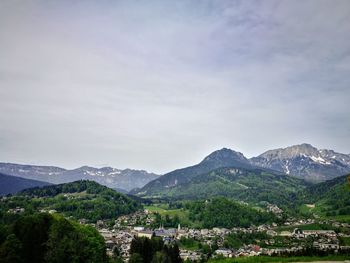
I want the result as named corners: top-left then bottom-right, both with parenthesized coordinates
top-left (1, 180), bottom-right (142, 222)
top-left (139, 166), bottom-right (308, 208)
top-left (298, 174), bottom-right (350, 218)
top-left (185, 198), bottom-right (278, 228)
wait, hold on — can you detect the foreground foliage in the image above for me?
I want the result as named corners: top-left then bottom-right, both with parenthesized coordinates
top-left (130, 236), bottom-right (182, 263)
top-left (0, 213), bottom-right (108, 263)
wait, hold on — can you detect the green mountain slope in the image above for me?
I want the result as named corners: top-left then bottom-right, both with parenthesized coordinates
top-left (298, 174), bottom-right (350, 218)
top-left (136, 148), bottom-right (259, 194)
top-left (134, 148), bottom-right (252, 196)
top-left (138, 165), bottom-right (308, 207)
top-left (1, 180), bottom-right (142, 222)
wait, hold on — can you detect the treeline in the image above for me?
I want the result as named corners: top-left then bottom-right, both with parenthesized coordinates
top-left (19, 180), bottom-right (129, 199)
top-left (186, 198), bottom-right (277, 228)
top-left (152, 213), bottom-right (181, 228)
top-left (129, 236), bottom-right (181, 263)
top-left (0, 213), bottom-right (108, 263)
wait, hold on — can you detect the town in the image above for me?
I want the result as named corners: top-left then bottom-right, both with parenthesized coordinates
top-left (89, 208), bottom-right (350, 262)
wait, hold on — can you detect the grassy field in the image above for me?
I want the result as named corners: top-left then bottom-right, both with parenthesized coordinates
top-left (144, 204), bottom-right (193, 226)
top-left (340, 236), bottom-right (350, 246)
top-left (299, 204), bottom-right (315, 215)
top-left (208, 255), bottom-right (350, 263)
top-left (326, 215), bottom-right (350, 223)
top-left (274, 223), bottom-right (336, 233)
top-left (299, 203), bottom-right (350, 224)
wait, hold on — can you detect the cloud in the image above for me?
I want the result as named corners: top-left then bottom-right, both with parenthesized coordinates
top-left (0, 0), bottom-right (349, 173)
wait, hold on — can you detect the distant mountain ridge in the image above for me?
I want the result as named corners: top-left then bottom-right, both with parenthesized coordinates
top-left (1, 143), bottom-right (349, 194)
top-left (0, 173), bottom-right (51, 195)
top-left (0, 163), bottom-right (160, 191)
top-left (135, 144), bottom-right (350, 199)
top-left (250, 143), bottom-right (350, 182)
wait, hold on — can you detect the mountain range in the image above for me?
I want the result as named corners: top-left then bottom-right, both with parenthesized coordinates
top-left (133, 148), bottom-right (309, 204)
top-left (134, 144), bottom-right (350, 201)
top-left (0, 163), bottom-right (160, 191)
top-left (251, 143), bottom-right (350, 182)
top-left (0, 173), bottom-right (51, 195)
top-left (1, 143), bottom-right (349, 195)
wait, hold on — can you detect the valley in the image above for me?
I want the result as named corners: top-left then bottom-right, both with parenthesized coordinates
top-left (0, 144), bottom-right (349, 262)
top-left (2, 1), bottom-right (349, 262)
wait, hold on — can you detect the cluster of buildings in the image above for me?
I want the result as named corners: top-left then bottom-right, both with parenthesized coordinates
top-left (7, 207), bottom-right (25, 214)
top-left (79, 209), bottom-right (350, 262)
top-left (115, 210), bottom-right (154, 227)
top-left (99, 228), bottom-right (134, 259)
top-left (266, 204), bottom-right (283, 216)
top-left (179, 250), bottom-right (202, 261)
top-left (214, 244), bottom-right (262, 258)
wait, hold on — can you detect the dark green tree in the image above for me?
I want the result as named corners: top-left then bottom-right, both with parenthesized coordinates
top-left (129, 253), bottom-right (143, 263)
top-left (12, 213), bottom-right (53, 263)
top-left (0, 234), bottom-right (23, 263)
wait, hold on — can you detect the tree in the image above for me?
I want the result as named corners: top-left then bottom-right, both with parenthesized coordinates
top-left (0, 213), bottom-right (109, 263)
top-left (168, 244), bottom-right (181, 263)
top-left (151, 251), bottom-right (168, 263)
top-left (130, 237), bottom-right (181, 263)
top-left (12, 213), bottom-right (53, 263)
top-left (45, 217), bottom-right (77, 263)
top-left (129, 253), bottom-right (143, 263)
top-left (45, 218), bottom-right (107, 263)
top-left (0, 234), bottom-right (23, 263)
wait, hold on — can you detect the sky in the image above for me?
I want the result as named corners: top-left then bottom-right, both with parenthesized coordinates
top-left (0, 0), bottom-right (349, 174)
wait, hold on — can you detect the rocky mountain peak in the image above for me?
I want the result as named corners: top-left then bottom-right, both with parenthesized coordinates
top-left (259, 143), bottom-right (319, 159)
top-left (201, 148), bottom-right (249, 165)
top-left (251, 143), bottom-right (350, 181)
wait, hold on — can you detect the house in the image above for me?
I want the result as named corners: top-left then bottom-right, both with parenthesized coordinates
top-left (201, 229), bottom-right (209, 235)
top-left (215, 248), bottom-right (233, 258)
top-left (154, 228), bottom-right (176, 238)
top-left (292, 228), bottom-right (305, 238)
top-left (137, 230), bottom-right (154, 239)
top-left (179, 250), bottom-right (202, 261)
top-left (105, 240), bottom-right (115, 249)
top-left (303, 230), bottom-right (336, 237)
top-left (279, 231), bottom-right (292, 237)
top-left (7, 207), bottom-right (25, 214)
top-left (313, 242), bottom-right (339, 251)
top-left (266, 230), bottom-right (277, 236)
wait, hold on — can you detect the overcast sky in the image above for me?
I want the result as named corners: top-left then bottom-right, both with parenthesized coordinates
top-left (0, 0), bottom-right (349, 174)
